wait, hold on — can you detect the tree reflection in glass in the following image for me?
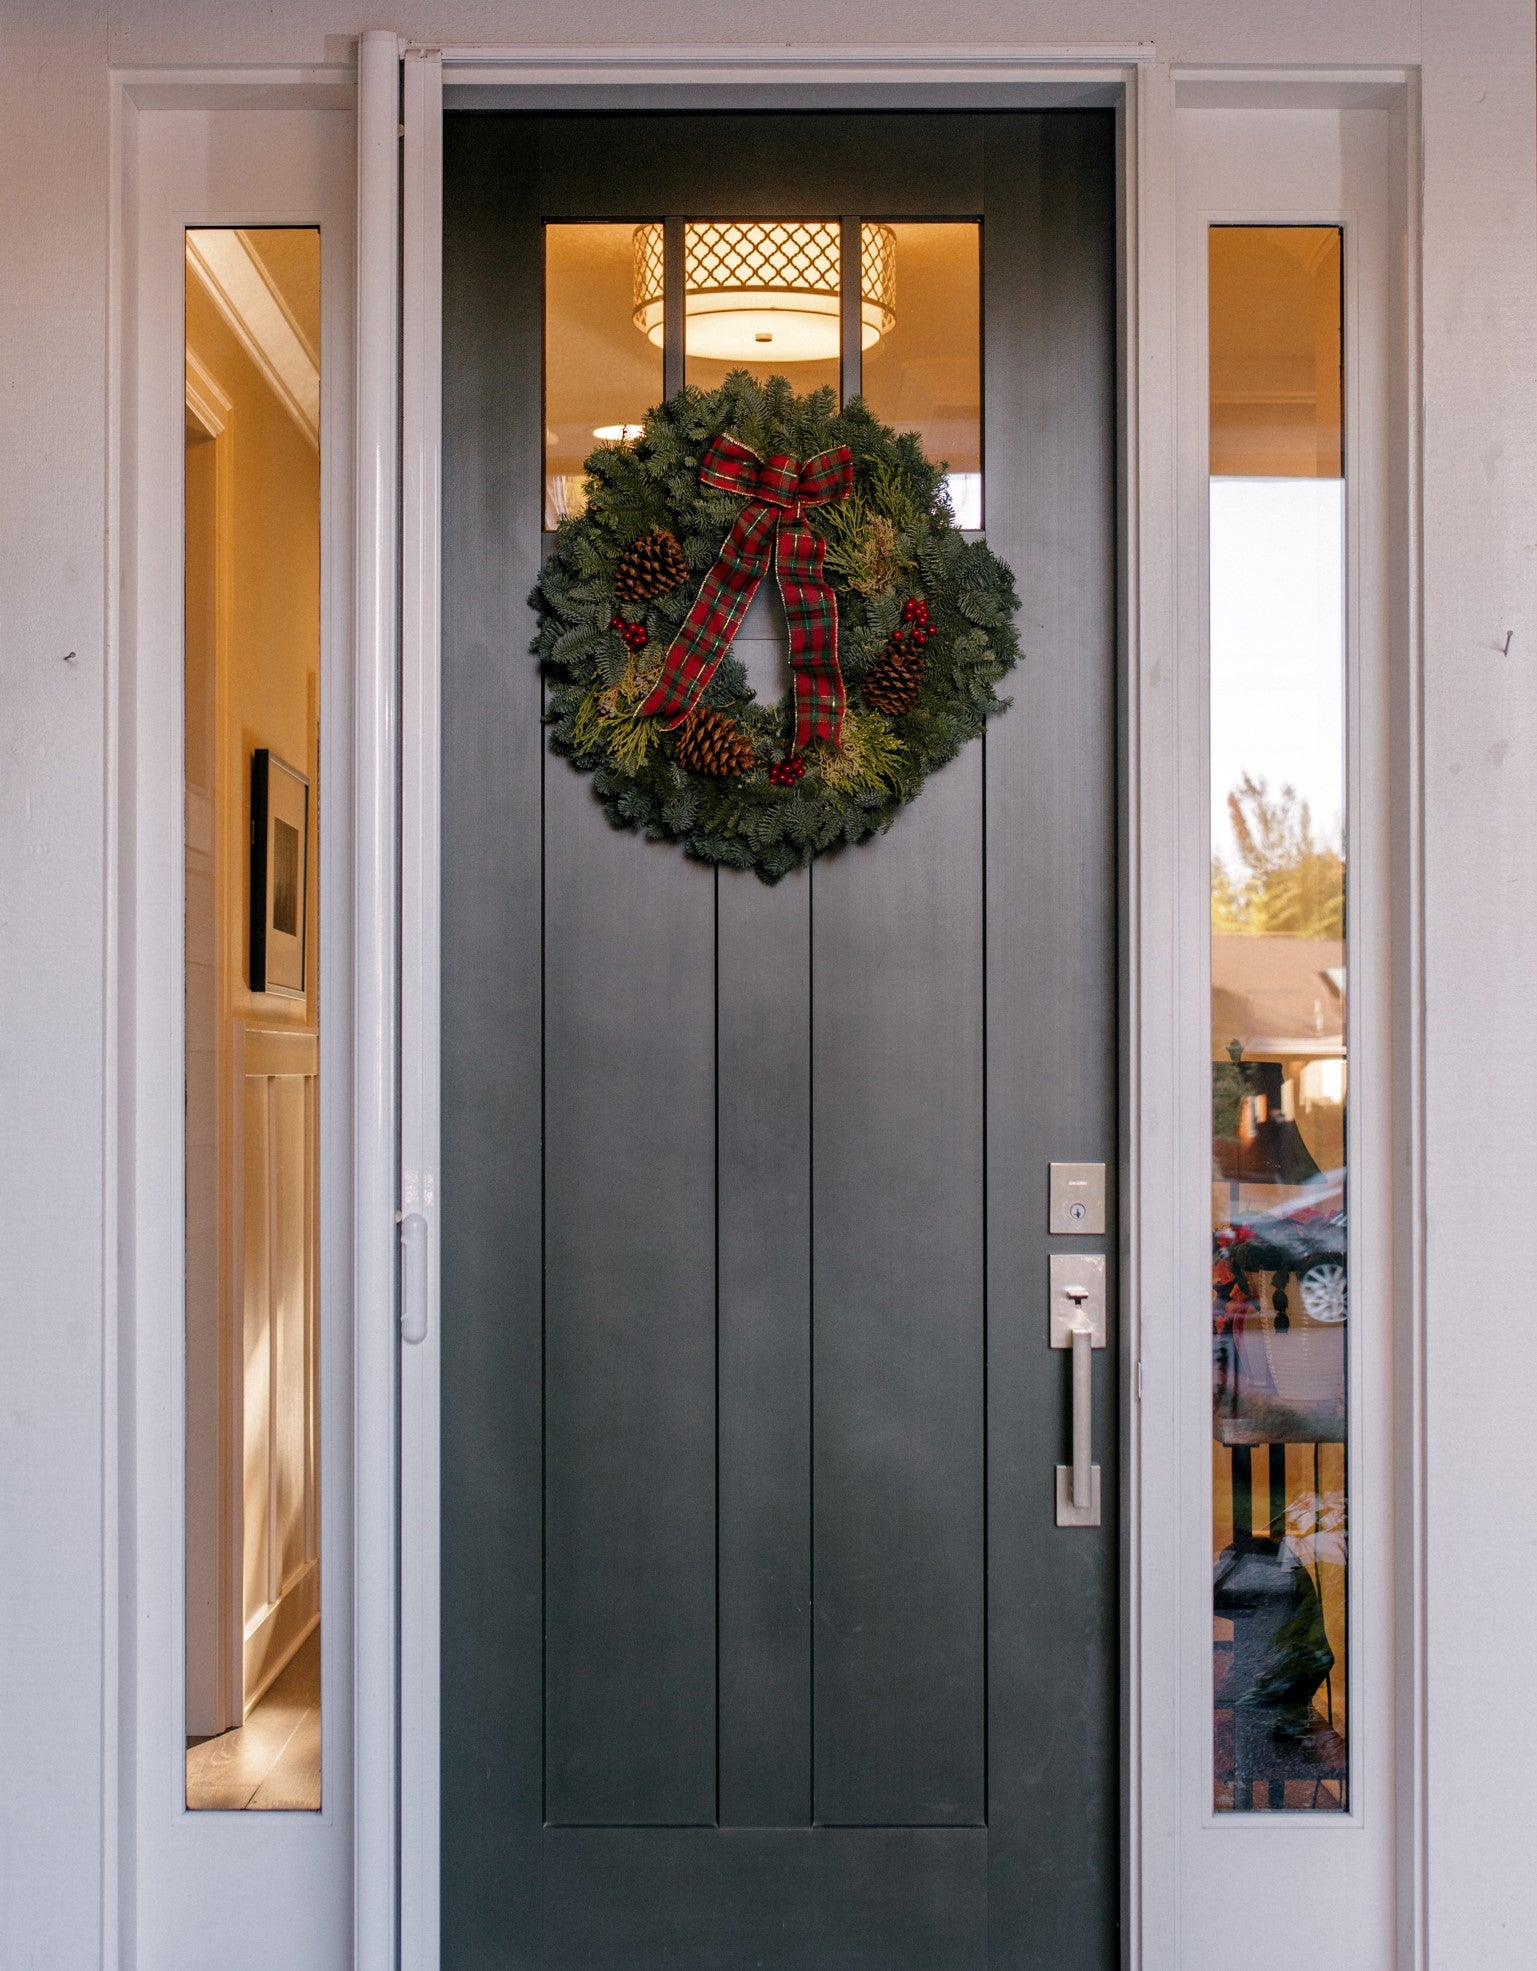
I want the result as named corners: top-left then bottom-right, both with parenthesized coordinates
top-left (1209, 226), bottom-right (1348, 1813)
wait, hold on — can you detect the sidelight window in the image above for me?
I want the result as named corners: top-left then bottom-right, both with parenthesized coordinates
top-left (1208, 225), bottom-right (1349, 1814)
top-left (183, 226), bottom-right (323, 1811)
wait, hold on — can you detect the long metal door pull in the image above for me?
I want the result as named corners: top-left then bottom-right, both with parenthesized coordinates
top-left (1050, 1253), bottom-right (1105, 1527)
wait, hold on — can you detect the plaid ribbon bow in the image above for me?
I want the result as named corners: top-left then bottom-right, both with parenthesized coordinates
top-left (638, 434), bottom-right (855, 752)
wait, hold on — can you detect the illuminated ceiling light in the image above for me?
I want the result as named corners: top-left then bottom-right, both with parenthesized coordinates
top-left (592, 423), bottom-right (646, 442)
top-left (632, 221), bottom-right (896, 364)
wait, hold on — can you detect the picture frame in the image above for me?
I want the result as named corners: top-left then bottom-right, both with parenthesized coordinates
top-left (249, 748), bottom-right (309, 997)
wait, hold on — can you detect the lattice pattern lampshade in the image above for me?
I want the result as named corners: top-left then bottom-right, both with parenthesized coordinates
top-left (633, 221), bottom-right (897, 362)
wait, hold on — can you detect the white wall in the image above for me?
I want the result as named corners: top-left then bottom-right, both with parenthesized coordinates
top-left (2, 3), bottom-right (1534, 1967)
top-left (102, 0), bottom-right (1423, 67)
top-left (1419, 9), bottom-right (1537, 1959)
top-left (0, 9), bottom-right (113, 1970)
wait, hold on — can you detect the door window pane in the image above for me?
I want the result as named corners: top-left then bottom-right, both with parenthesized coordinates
top-left (1209, 225), bottom-right (1348, 1814)
top-left (860, 222), bottom-right (981, 526)
top-left (678, 219), bottom-right (846, 399)
top-left (546, 223), bottom-right (665, 528)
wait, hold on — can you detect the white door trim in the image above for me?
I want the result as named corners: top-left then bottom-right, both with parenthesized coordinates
top-left (396, 43), bottom-right (1161, 1970)
top-left (112, 70), bottom-right (359, 1969)
top-left (395, 46), bottom-right (1430, 1971)
top-left (353, 30), bottom-right (404, 1971)
top-left (399, 43), bottom-right (444, 1971)
top-left (1171, 88), bottom-right (1406, 1963)
top-left (102, 18), bottom-right (1537, 1968)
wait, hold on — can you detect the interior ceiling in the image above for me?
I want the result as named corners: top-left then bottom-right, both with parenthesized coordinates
top-left (187, 227), bottom-right (321, 447)
top-left (240, 228), bottom-right (321, 364)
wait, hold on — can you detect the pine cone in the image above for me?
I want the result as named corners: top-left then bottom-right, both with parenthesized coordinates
top-left (615, 529), bottom-right (690, 604)
top-left (675, 707), bottom-right (756, 779)
top-left (863, 643), bottom-right (927, 715)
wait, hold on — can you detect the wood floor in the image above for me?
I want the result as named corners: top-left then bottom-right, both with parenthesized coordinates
top-left (185, 1626), bottom-right (321, 1810)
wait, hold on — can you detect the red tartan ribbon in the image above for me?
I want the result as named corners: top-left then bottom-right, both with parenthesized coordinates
top-left (637, 434), bottom-right (854, 752)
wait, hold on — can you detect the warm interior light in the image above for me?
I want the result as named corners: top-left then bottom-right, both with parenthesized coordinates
top-left (592, 423), bottom-right (646, 442)
top-left (633, 221), bottom-right (896, 363)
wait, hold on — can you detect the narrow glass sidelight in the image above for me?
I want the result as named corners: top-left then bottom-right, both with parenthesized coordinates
top-left (183, 227), bottom-right (322, 1810)
top-left (1208, 226), bottom-right (1348, 1813)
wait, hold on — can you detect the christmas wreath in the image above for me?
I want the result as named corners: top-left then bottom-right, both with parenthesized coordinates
top-left (532, 373), bottom-right (1021, 884)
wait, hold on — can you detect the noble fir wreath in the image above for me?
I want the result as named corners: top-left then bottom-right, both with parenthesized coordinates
top-left (532, 373), bottom-right (1022, 885)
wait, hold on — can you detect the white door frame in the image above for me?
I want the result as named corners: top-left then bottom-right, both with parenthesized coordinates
top-left (105, 18), bottom-right (1537, 1969)
top-left (390, 41), bottom-right (1420, 1971)
top-left (1172, 84), bottom-right (1407, 1964)
top-left (111, 68), bottom-right (361, 1970)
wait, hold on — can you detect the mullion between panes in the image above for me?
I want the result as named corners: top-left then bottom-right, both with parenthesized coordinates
top-left (663, 217), bottom-right (685, 399)
top-left (840, 216), bottom-right (862, 407)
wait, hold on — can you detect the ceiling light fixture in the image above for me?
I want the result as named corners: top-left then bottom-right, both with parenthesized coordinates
top-left (632, 221), bottom-right (896, 364)
top-left (592, 423), bottom-right (646, 442)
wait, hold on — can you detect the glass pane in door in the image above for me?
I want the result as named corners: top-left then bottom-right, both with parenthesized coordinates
top-left (679, 219), bottom-right (844, 398)
top-left (1209, 224), bottom-right (1348, 1813)
top-left (860, 221), bottom-right (982, 526)
top-left (546, 223), bottom-right (665, 528)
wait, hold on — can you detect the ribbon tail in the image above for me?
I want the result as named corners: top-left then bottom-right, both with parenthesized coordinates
top-left (776, 515), bottom-right (846, 753)
top-left (637, 503), bottom-right (776, 728)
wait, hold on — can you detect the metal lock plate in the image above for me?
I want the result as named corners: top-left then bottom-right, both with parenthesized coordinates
top-left (1055, 1463), bottom-right (1102, 1528)
top-left (1048, 1252), bottom-right (1108, 1349)
top-left (1048, 1161), bottom-right (1106, 1236)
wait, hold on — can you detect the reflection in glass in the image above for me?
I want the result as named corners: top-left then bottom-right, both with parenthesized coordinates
top-left (1209, 226), bottom-right (1347, 1813)
top-left (860, 222), bottom-right (981, 527)
top-left (184, 227), bottom-right (322, 1810)
top-left (546, 223), bottom-right (665, 528)
top-left (678, 219), bottom-right (850, 400)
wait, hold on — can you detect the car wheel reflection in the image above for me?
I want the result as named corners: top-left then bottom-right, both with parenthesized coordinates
top-left (1298, 1260), bottom-right (1347, 1324)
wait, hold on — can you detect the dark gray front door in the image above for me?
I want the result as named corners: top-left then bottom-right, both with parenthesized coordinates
top-left (440, 110), bottom-right (1118, 1969)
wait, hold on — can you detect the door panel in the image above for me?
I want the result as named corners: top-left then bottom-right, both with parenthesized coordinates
top-left (543, 1828), bottom-right (988, 1971)
top-left (811, 758), bottom-right (987, 1829)
top-left (980, 116), bottom-right (1121, 1964)
top-left (440, 115), bottom-right (545, 1955)
top-left (543, 760), bottom-right (719, 1826)
top-left (441, 110), bottom-right (1118, 1968)
top-left (536, 113), bottom-right (985, 217)
top-left (716, 869), bottom-right (813, 1828)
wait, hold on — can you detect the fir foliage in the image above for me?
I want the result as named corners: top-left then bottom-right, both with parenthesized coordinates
top-left (531, 373), bottom-right (1022, 884)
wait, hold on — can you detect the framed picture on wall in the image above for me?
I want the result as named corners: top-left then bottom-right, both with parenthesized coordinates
top-left (249, 749), bottom-right (309, 997)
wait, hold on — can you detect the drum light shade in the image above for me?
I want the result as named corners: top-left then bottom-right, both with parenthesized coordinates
top-left (633, 221), bottom-right (897, 362)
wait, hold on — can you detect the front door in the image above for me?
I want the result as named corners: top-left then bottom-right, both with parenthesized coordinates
top-left (440, 109), bottom-right (1118, 1969)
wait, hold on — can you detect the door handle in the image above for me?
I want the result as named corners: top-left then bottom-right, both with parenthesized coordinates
top-left (1050, 1253), bottom-right (1105, 1527)
top-left (400, 1211), bottom-right (430, 1344)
